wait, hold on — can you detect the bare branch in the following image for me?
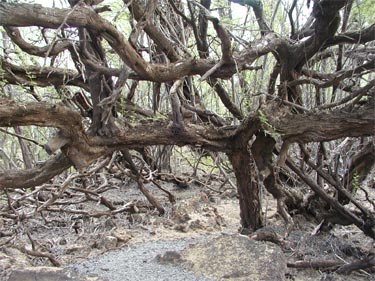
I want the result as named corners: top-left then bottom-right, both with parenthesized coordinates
top-left (231, 0), bottom-right (270, 35)
top-left (4, 26), bottom-right (71, 57)
top-left (207, 78), bottom-right (244, 120)
top-left (0, 57), bottom-right (86, 89)
top-left (0, 98), bottom-right (83, 131)
top-left (325, 23), bottom-right (375, 47)
top-left (261, 102), bottom-right (374, 143)
top-left (0, 2), bottom-right (279, 82)
top-left (0, 128), bottom-right (44, 148)
top-left (123, 0), bottom-right (180, 62)
top-left (0, 153), bottom-right (71, 190)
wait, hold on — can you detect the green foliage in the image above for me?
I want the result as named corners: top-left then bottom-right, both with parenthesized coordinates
top-left (352, 0), bottom-right (375, 26)
top-left (351, 171), bottom-right (360, 196)
top-left (257, 109), bottom-right (281, 139)
top-left (0, 191), bottom-right (6, 203)
top-left (153, 112), bottom-right (168, 121)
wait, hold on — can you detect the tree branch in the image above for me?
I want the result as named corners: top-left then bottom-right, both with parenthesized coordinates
top-left (0, 57), bottom-right (86, 89)
top-left (4, 26), bottom-right (71, 57)
top-left (325, 23), bottom-right (375, 47)
top-left (123, 0), bottom-right (180, 62)
top-left (261, 102), bottom-right (374, 143)
top-left (0, 2), bottom-right (279, 82)
top-left (0, 153), bottom-right (71, 190)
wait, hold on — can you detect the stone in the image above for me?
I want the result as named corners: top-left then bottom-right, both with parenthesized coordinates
top-left (59, 238), bottom-right (68, 245)
top-left (189, 219), bottom-right (206, 230)
top-left (7, 266), bottom-right (106, 281)
top-left (162, 218), bottom-right (174, 227)
top-left (130, 214), bottom-right (143, 224)
top-left (102, 236), bottom-right (117, 250)
top-left (2, 248), bottom-right (31, 268)
top-left (178, 234), bottom-right (286, 281)
top-left (173, 223), bottom-right (189, 233)
top-left (0, 248), bottom-right (32, 280)
top-left (155, 251), bottom-right (183, 264)
top-left (104, 218), bottom-right (116, 230)
top-left (92, 234), bottom-right (117, 250)
top-left (112, 229), bottom-right (132, 244)
top-left (173, 211), bottom-right (191, 223)
top-left (0, 252), bottom-right (12, 272)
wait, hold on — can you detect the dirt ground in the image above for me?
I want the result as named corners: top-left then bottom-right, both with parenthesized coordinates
top-left (1, 171), bottom-right (374, 280)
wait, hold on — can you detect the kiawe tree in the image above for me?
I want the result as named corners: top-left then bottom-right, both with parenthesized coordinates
top-left (0, 0), bottom-right (374, 238)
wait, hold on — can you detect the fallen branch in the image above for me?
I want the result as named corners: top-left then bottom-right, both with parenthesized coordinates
top-left (285, 156), bottom-right (375, 238)
top-left (336, 255), bottom-right (375, 274)
top-left (23, 247), bottom-right (61, 267)
top-left (287, 260), bottom-right (344, 269)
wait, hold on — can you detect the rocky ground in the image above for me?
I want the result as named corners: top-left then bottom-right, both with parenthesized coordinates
top-left (1, 174), bottom-right (374, 280)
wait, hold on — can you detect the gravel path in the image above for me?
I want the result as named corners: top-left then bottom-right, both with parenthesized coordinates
top-left (71, 236), bottom-right (213, 281)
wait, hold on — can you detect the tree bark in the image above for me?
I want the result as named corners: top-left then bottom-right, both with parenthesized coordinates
top-left (228, 150), bottom-right (262, 231)
top-left (251, 133), bottom-right (295, 233)
top-left (0, 153), bottom-right (71, 189)
top-left (341, 142), bottom-right (375, 204)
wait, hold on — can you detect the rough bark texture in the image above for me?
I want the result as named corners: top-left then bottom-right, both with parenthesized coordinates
top-left (228, 150), bottom-right (262, 231)
top-left (0, 153), bottom-right (71, 189)
top-left (341, 142), bottom-right (375, 204)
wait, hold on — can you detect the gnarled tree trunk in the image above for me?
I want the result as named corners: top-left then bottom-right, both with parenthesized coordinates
top-left (228, 149), bottom-right (262, 231)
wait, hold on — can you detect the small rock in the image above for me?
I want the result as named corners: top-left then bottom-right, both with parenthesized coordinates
top-left (92, 235), bottom-right (117, 250)
top-left (0, 252), bottom-right (12, 272)
top-left (174, 223), bottom-right (189, 233)
top-left (180, 234), bottom-right (286, 281)
top-left (112, 229), bottom-right (132, 244)
top-left (155, 251), bottom-right (183, 264)
top-left (2, 248), bottom-right (31, 268)
top-left (103, 236), bottom-right (117, 250)
top-left (59, 238), bottom-right (68, 245)
top-left (7, 266), bottom-right (105, 281)
top-left (162, 219), bottom-right (174, 227)
top-left (130, 214), bottom-right (143, 224)
top-left (104, 218), bottom-right (116, 230)
top-left (189, 219), bottom-right (206, 230)
top-left (172, 211), bottom-right (191, 223)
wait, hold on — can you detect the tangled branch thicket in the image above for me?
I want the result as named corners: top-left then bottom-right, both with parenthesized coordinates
top-left (0, 0), bottom-right (374, 272)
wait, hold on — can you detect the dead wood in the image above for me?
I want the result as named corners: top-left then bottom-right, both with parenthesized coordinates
top-left (288, 256), bottom-right (375, 275)
top-left (336, 255), bottom-right (375, 274)
top-left (287, 260), bottom-right (344, 270)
